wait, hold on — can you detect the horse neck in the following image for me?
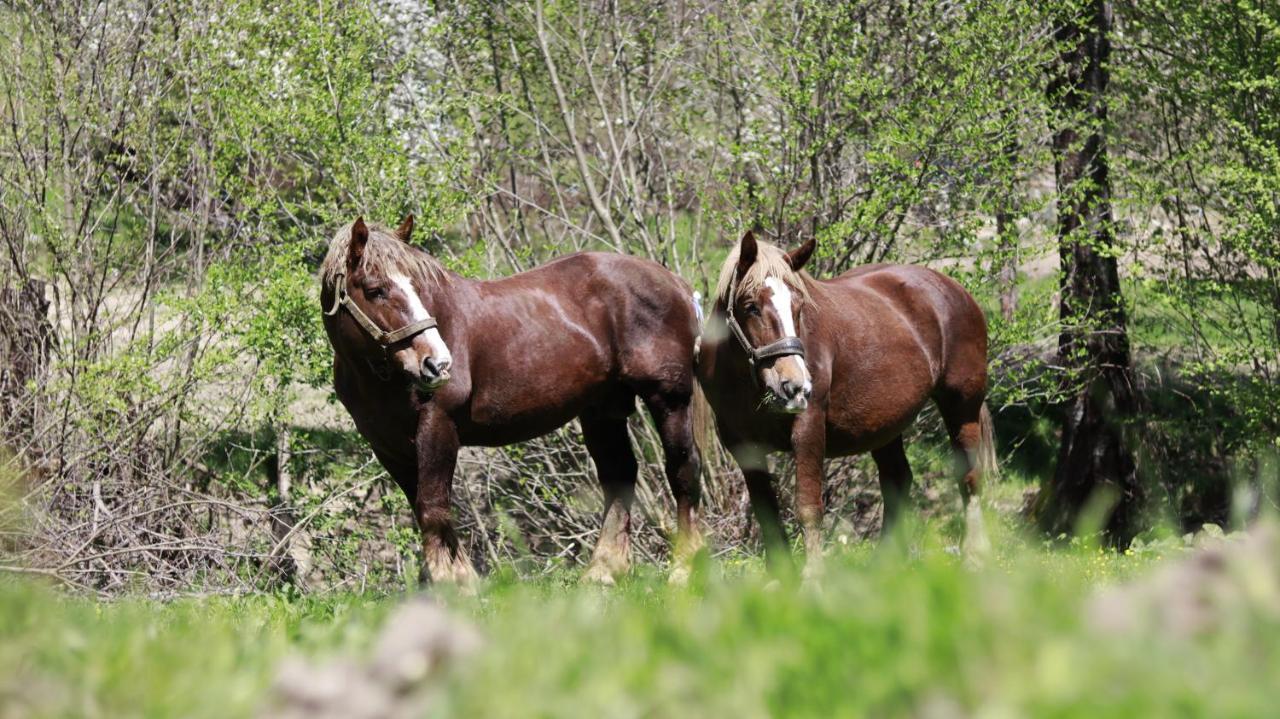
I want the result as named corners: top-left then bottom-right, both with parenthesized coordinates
top-left (427, 269), bottom-right (483, 341)
top-left (709, 304), bottom-right (755, 374)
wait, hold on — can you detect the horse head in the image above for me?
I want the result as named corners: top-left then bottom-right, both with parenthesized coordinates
top-left (324, 216), bottom-right (454, 390)
top-left (719, 231), bottom-right (816, 413)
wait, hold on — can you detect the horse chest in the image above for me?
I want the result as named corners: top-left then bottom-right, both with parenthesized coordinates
top-left (707, 386), bottom-right (792, 451)
top-left (336, 383), bottom-right (418, 463)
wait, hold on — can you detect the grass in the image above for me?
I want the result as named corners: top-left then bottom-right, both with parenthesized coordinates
top-left (0, 587), bottom-right (392, 718)
top-left (3, 511), bottom-right (1279, 718)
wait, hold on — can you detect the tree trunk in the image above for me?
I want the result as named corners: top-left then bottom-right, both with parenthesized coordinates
top-left (996, 198), bottom-right (1018, 322)
top-left (1035, 0), bottom-right (1143, 544)
top-left (269, 415), bottom-right (311, 585)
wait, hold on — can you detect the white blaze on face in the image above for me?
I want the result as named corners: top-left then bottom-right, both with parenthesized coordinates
top-left (390, 273), bottom-right (452, 370)
top-left (763, 276), bottom-right (812, 392)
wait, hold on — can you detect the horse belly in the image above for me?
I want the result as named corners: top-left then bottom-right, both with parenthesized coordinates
top-left (824, 344), bottom-right (936, 456)
top-left (458, 408), bottom-right (582, 446)
top-left (825, 410), bottom-right (921, 456)
top-left (461, 353), bottom-right (613, 446)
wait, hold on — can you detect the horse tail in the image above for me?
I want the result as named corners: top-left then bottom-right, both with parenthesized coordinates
top-left (691, 380), bottom-right (715, 466)
top-left (688, 290), bottom-right (714, 461)
top-left (977, 402), bottom-right (1000, 483)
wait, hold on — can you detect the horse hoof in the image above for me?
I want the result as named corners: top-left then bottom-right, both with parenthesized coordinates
top-left (963, 541), bottom-right (992, 569)
top-left (420, 556), bottom-right (481, 596)
top-left (581, 564), bottom-right (618, 586)
top-left (801, 562), bottom-right (824, 586)
top-left (668, 564), bottom-right (691, 587)
top-left (962, 502), bottom-right (993, 569)
top-left (455, 574), bottom-right (480, 597)
top-left (801, 574), bottom-right (824, 594)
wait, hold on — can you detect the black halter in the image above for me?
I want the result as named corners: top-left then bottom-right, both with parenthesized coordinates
top-left (724, 272), bottom-right (806, 368)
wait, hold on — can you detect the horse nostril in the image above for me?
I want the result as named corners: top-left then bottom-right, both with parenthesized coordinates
top-left (422, 357), bottom-right (441, 378)
top-left (781, 379), bottom-right (799, 398)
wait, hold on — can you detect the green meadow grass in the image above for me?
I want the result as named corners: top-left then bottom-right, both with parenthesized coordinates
top-left (2, 517), bottom-right (1278, 718)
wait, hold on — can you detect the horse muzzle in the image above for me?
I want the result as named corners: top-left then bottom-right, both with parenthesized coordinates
top-left (764, 377), bottom-right (812, 414)
top-left (417, 356), bottom-right (452, 391)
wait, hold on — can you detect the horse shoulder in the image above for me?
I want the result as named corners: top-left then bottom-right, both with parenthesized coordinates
top-left (814, 267), bottom-right (947, 384)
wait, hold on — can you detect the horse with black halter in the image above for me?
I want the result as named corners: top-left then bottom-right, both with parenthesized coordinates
top-left (697, 231), bottom-right (996, 575)
top-left (320, 217), bottom-right (705, 586)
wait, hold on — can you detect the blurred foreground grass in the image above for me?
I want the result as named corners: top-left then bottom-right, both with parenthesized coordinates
top-left (2, 517), bottom-right (1279, 718)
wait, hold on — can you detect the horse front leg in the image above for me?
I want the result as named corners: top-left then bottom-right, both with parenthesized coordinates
top-left (791, 409), bottom-right (827, 582)
top-left (415, 406), bottom-right (478, 591)
top-left (730, 443), bottom-right (790, 570)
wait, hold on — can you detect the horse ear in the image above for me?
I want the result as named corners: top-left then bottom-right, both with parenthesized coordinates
top-left (347, 217), bottom-right (369, 272)
top-left (736, 230), bottom-right (759, 279)
top-left (395, 214), bottom-right (414, 243)
top-left (786, 238), bottom-right (816, 272)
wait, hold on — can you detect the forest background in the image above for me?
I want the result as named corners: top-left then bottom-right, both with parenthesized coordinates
top-left (1, 0), bottom-right (1277, 595)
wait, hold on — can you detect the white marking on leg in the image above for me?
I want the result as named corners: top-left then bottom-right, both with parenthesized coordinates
top-left (764, 276), bottom-right (811, 391)
top-left (391, 273), bottom-right (452, 366)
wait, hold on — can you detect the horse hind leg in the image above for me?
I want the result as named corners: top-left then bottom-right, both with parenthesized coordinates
top-left (871, 434), bottom-right (914, 539)
top-left (581, 409), bottom-right (639, 585)
top-left (937, 395), bottom-right (995, 564)
top-left (729, 443), bottom-right (791, 571)
top-left (641, 389), bottom-right (706, 585)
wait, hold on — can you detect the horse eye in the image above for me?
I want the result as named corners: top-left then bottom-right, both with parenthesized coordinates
top-left (365, 286), bottom-right (387, 300)
top-left (744, 303), bottom-right (761, 317)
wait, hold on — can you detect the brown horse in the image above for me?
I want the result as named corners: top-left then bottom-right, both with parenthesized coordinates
top-left (697, 231), bottom-right (996, 575)
top-left (320, 217), bottom-right (705, 586)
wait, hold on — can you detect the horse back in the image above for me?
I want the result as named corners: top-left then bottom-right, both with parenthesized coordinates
top-left (825, 264), bottom-right (985, 341)
top-left (454, 252), bottom-right (699, 442)
top-left (503, 251), bottom-right (699, 350)
top-left (813, 263), bottom-right (988, 453)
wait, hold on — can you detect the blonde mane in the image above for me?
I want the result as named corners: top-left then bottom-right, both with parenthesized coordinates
top-left (714, 238), bottom-right (812, 307)
top-left (319, 221), bottom-right (450, 291)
